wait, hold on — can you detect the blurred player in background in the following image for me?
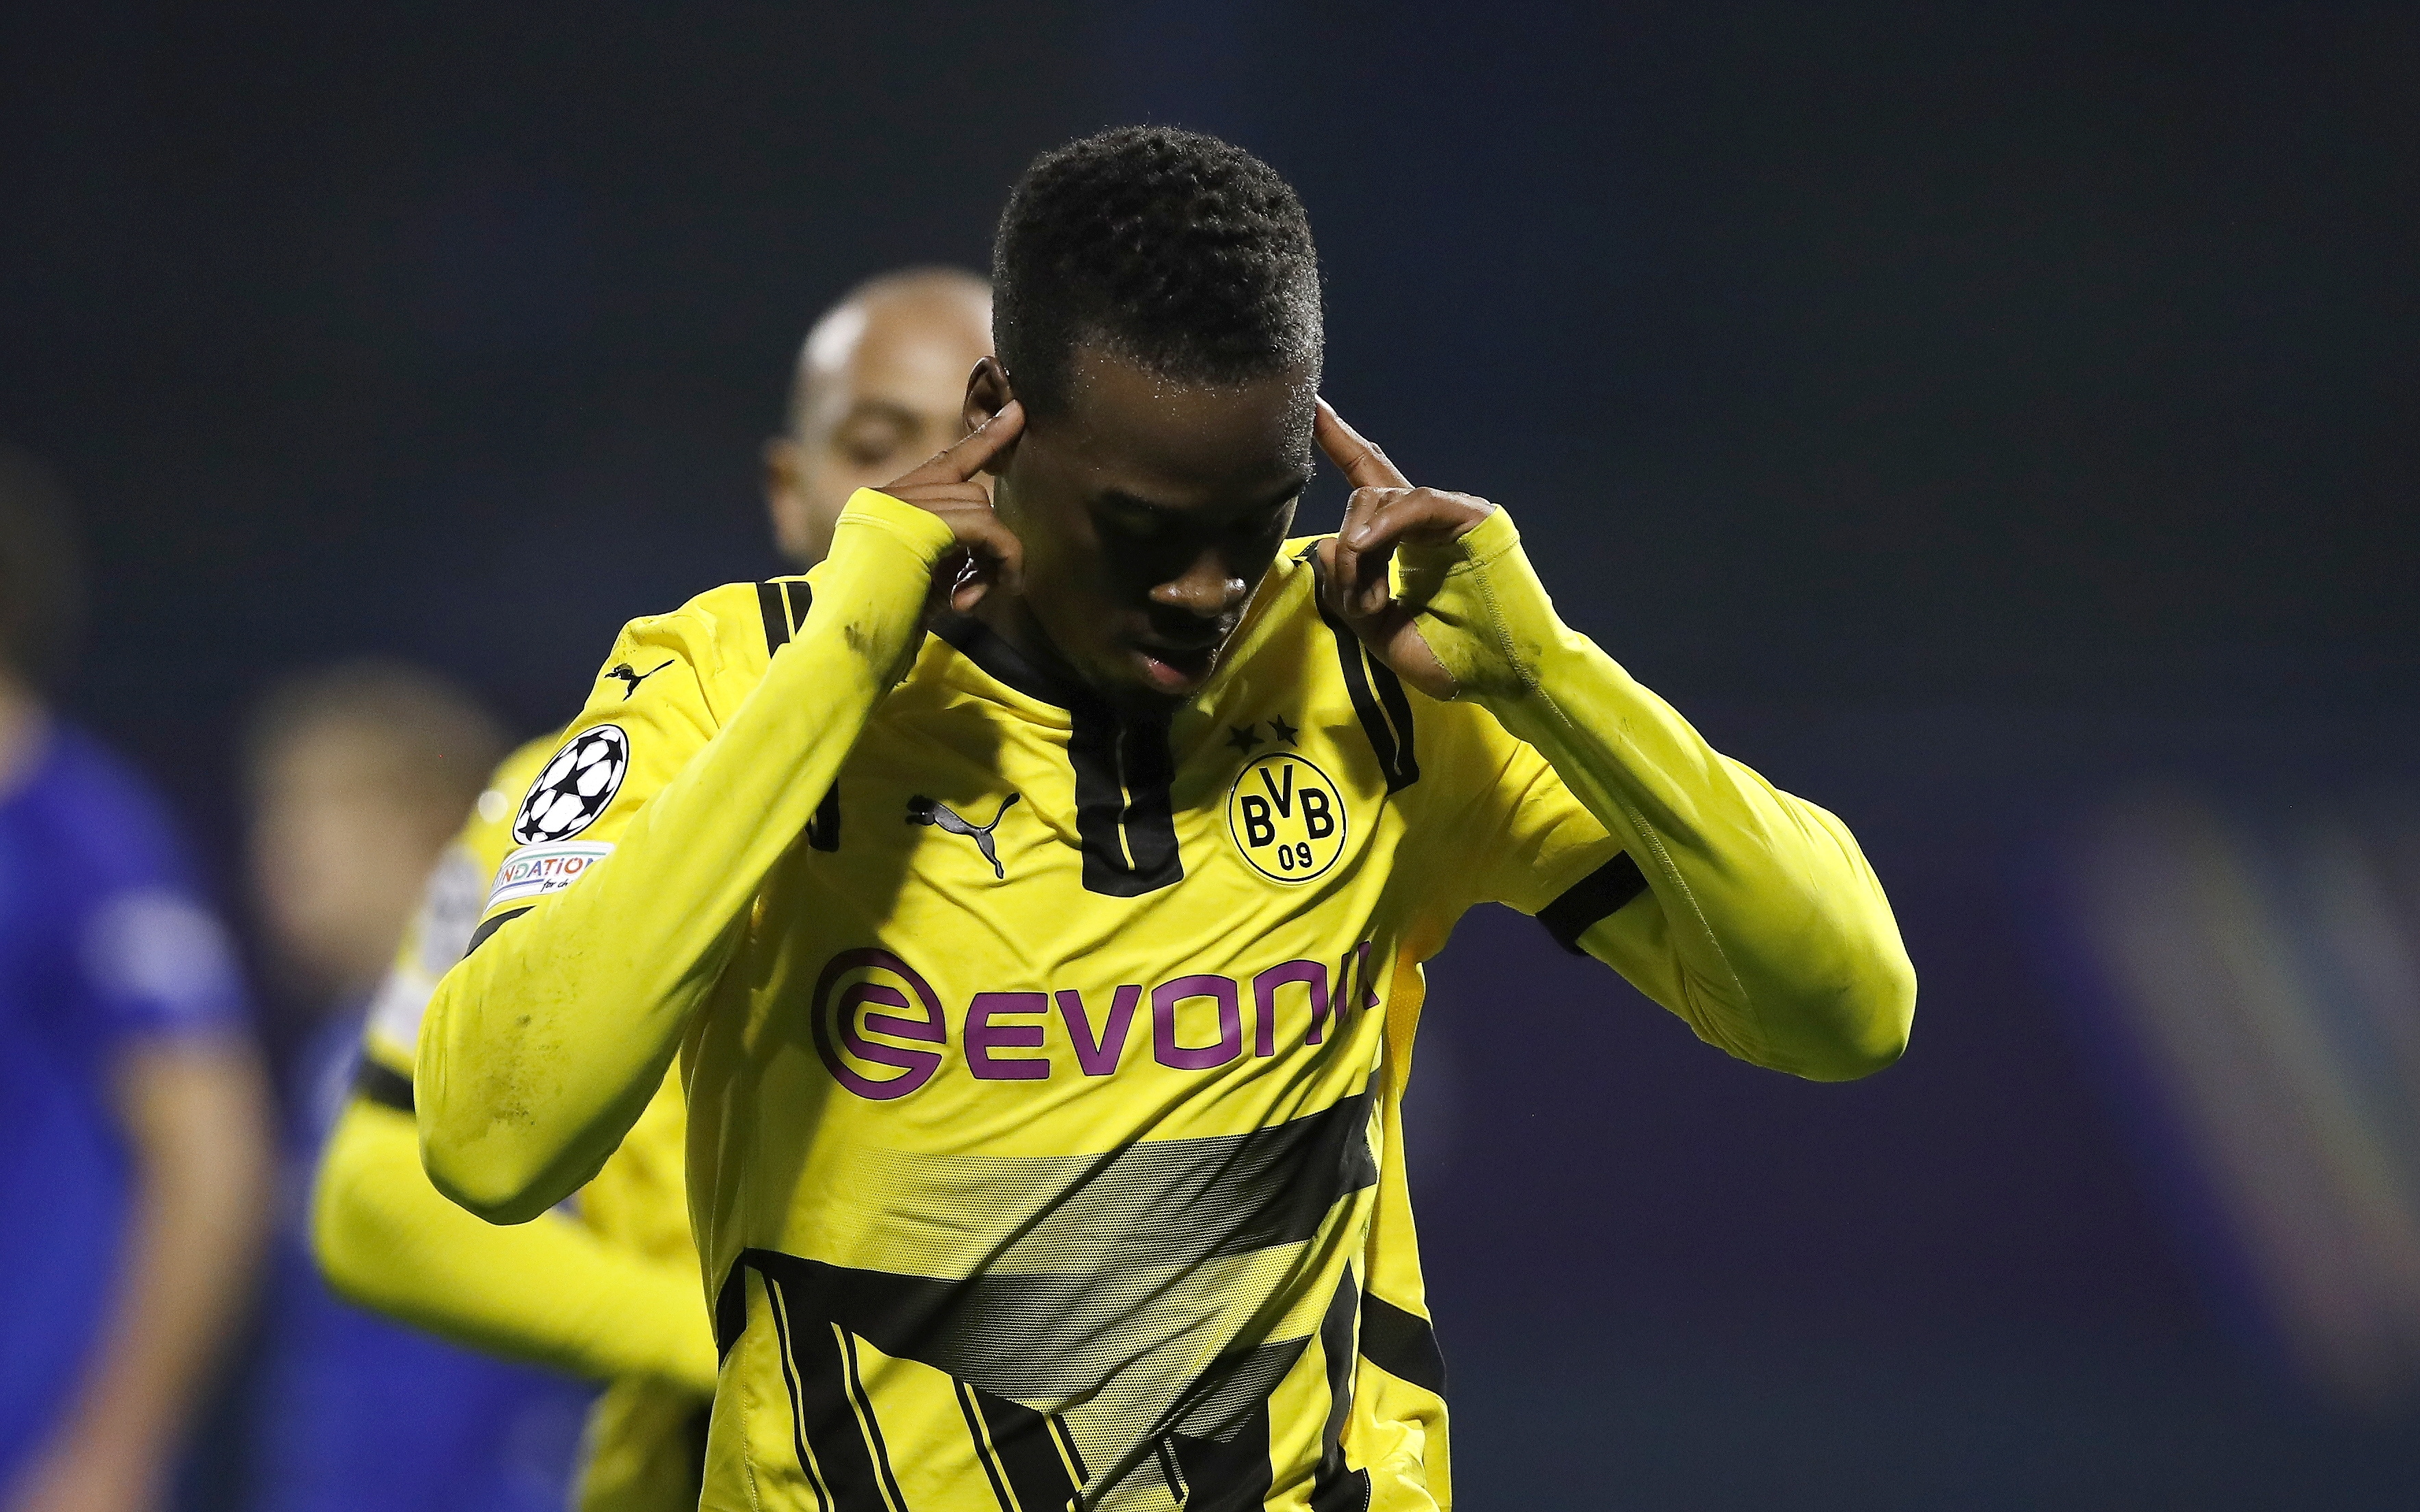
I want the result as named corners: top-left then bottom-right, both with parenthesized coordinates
top-left (311, 267), bottom-right (993, 1511)
top-left (765, 268), bottom-right (997, 567)
top-left (241, 663), bottom-right (597, 1512)
top-left (0, 446), bottom-right (272, 1512)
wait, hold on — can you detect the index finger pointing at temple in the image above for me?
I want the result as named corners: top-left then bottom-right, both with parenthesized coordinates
top-left (1314, 397), bottom-right (1412, 490)
top-left (895, 400), bottom-right (1027, 488)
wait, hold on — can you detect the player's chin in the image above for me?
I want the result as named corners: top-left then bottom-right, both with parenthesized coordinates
top-left (1083, 643), bottom-right (1214, 716)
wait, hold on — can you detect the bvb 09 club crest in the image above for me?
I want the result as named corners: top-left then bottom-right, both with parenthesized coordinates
top-left (1226, 752), bottom-right (1347, 882)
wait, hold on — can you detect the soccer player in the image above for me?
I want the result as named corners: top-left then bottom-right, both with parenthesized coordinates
top-left (311, 268), bottom-right (994, 1512)
top-left (243, 664), bottom-right (598, 1512)
top-left (0, 446), bottom-right (272, 1512)
top-left (420, 128), bottom-right (1915, 1510)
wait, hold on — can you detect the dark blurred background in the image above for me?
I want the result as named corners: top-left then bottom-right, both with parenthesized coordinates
top-left (7, 2), bottom-right (2419, 1505)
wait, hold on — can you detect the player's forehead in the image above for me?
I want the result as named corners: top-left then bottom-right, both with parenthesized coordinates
top-left (818, 294), bottom-right (989, 411)
top-left (255, 717), bottom-right (408, 792)
top-left (1039, 345), bottom-right (1314, 514)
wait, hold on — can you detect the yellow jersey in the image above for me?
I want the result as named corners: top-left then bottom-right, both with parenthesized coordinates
top-left (422, 491), bottom-right (1915, 1511)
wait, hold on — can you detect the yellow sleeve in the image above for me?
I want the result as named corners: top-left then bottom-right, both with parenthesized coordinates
top-left (1403, 507), bottom-right (1917, 1080)
top-left (1408, 697), bottom-right (1624, 925)
top-left (420, 488), bottom-right (955, 1222)
top-left (314, 1097), bottom-right (716, 1393)
top-left (311, 739), bottom-right (715, 1394)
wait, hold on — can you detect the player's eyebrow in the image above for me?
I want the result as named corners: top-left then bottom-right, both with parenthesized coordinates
top-left (837, 398), bottom-right (920, 427)
top-left (1096, 476), bottom-right (1306, 524)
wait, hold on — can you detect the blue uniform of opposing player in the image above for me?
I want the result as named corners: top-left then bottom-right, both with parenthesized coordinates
top-left (0, 724), bottom-right (266, 1500)
top-left (0, 446), bottom-right (270, 1512)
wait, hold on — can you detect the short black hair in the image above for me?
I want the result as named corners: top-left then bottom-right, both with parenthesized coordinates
top-left (993, 127), bottom-right (1321, 417)
top-left (0, 445), bottom-right (85, 688)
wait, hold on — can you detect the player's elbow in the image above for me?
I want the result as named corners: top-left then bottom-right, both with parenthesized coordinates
top-left (420, 1129), bottom-right (557, 1226)
top-left (416, 1014), bottom-right (566, 1224)
top-left (416, 1087), bottom-right (559, 1225)
top-left (1794, 1003), bottom-right (1910, 1082)
top-left (1774, 936), bottom-right (1916, 1082)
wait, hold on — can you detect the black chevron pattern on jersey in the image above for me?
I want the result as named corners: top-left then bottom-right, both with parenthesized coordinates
top-left (743, 1255), bottom-right (1300, 1507)
top-left (957, 1379), bottom-right (1085, 1511)
top-left (1160, 1337), bottom-right (1302, 1509)
top-left (760, 1270), bottom-right (898, 1512)
top-left (713, 1090), bottom-right (1380, 1358)
top-left (1310, 1268), bottom-right (1373, 1511)
top-left (1356, 1292), bottom-right (1448, 1398)
top-left (713, 1090), bottom-right (1380, 1502)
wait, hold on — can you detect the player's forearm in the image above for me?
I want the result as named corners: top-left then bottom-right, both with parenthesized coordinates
top-left (420, 490), bottom-right (954, 1220)
top-left (1415, 511), bottom-right (1915, 1077)
top-left (1514, 645), bottom-right (1912, 1077)
top-left (316, 1099), bottom-right (716, 1394)
top-left (53, 1046), bottom-right (273, 1491)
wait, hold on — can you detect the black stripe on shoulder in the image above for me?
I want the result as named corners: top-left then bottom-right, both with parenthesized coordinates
top-left (1366, 654), bottom-right (1420, 786)
top-left (1538, 851), bottom-right (1650, 954)
top-left (757, 581), bottom-right (793, 652)
top-left (1358, 1292), bottom-right (1447, 1398)
top-left (1307, 552), bottom-right (1418, 792)
top-left (353, 1058), bottom-right (415, 1114)
top-left (779, 578), bottom-right (843, 851)
top-left (464, 906), bottom-right (533, 958)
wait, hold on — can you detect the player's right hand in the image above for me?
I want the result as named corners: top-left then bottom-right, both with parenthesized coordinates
top-left (878, 400), bottom-right (1027, 613)
top-left (1314, 399), bottom-right (1495, 701)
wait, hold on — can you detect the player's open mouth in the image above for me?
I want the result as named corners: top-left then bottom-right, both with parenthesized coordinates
top-left (1131, 641), bottom-right (1217, 694)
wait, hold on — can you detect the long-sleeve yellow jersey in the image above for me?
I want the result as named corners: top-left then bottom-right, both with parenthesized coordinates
top-left (314, 736), bottom-right (715, 1512)
top-left (420, 490), bottom-right (1915, 1512)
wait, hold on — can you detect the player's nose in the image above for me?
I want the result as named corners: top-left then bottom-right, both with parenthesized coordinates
top-left (1148, 548), bottom-right (1249, 622)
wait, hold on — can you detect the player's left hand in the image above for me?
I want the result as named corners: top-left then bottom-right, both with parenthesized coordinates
top-left (1313, 398), bottom-right (1496, 700)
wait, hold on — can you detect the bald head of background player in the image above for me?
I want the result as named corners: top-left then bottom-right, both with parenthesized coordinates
top-left (762, 266), bottom-right (993, 567)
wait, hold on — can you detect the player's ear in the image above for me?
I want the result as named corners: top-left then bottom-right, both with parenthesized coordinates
top-left (763, 435), bottom-right (813, 562)
top-left (963, 358), bottom-right (1021, 477)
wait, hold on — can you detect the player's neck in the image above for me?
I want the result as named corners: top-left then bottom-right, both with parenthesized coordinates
top-left (0, 671), bottom-right (49, 802)
top-left (967, 593), bottom-right (1083, 695)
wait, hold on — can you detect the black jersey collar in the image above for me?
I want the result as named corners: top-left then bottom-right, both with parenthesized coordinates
top-left (930, 610), bottom-right (1098, 712)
